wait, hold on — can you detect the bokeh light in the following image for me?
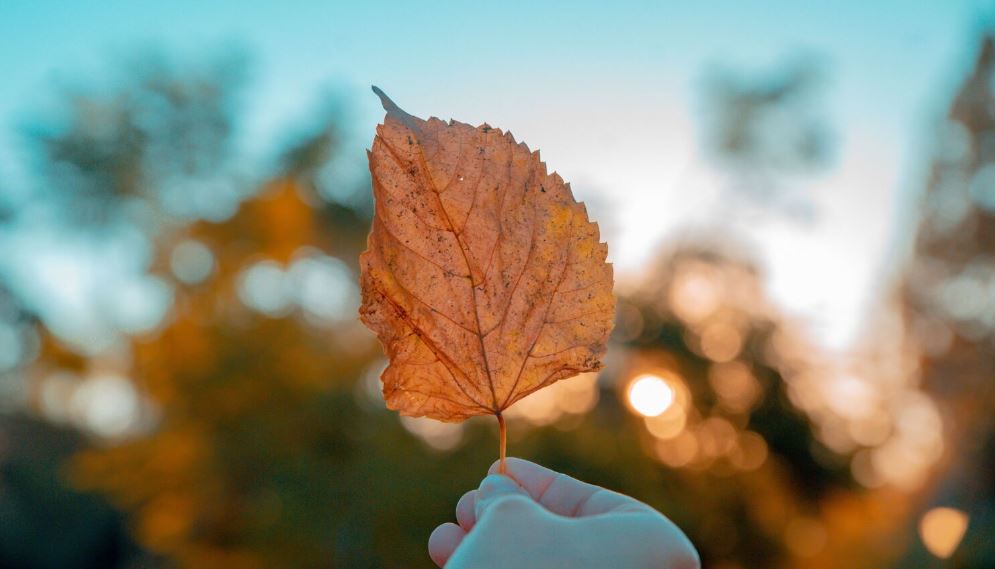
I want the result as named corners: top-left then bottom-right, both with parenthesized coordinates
top-left (70, 373), bottom-right (141, 438)
top-left (505, 372), bottom-right (600, 426)
top-left (627, 373), bottom-right (676, 417)
top-left (170, 240), bottom-right (215, 285)
top-left (288, 250), bottom-right (359, 324)
top-left (237, 260), bottom-right (293, 316)
top-left (399, 416), bottom-right (464, 452)
top-left (918, 507), bottom-right (969, 559)
top-left (699, 322), bottom-right (743, 362)
top-left (708, 361), bottom-right (761, 414)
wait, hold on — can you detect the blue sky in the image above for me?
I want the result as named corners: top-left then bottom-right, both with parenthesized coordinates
top-left (0, 0), bottom-right (989, 352)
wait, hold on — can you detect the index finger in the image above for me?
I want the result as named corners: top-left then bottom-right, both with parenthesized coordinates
top-left (488, 457), bottom-right (654, 518)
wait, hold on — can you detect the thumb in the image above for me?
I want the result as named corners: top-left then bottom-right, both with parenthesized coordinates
top-left (473, 474), bottom-right (532, 521)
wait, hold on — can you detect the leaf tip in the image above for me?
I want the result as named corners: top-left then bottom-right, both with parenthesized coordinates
top-left (371, 85), bottom-right (394, 110)
top-left (372, 85), bottom-right (417, 127)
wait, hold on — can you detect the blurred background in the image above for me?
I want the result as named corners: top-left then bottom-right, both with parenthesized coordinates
top-left (1, 1), bottom-right (994, 567)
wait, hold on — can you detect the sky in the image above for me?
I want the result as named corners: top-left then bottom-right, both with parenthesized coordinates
top-left (0, 0), bottom-right (989, 353)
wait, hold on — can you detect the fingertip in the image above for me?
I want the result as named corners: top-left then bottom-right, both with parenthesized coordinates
top-left (487, 456), bottom-right (531, 475)
top-left (428, 522), bottom-right (465, 568)
top-left (455, 490), bottom-right (478, 531)
top-left (477, 473), bottom-right (521, 498)
top-left (489, 458), bottom-right (560, 498)
top-left (475, 474), bottom-right (530, 520)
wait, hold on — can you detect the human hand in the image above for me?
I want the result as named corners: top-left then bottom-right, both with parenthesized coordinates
top-left (428, 457), bottom-right (699, 569)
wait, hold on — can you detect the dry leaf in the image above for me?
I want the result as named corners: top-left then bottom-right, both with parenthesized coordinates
top-left (359, 87), bottom-right (614, 435)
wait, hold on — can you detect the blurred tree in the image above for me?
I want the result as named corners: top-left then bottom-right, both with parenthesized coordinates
top-left (701, 56), bottom-right (834, 217)
top-left (23, 51), bottom-right (247, 227)
top-left (0, 414), bottom-right (151, 569)
top-left (895, 33), bottom-right (995, 568)
top-left (0, 284), bottom-right (38, 410)
top-left (7, 52), bottom-right (507, 569)
top-left (6, 39), bottom-right (990, 569)
top-left (0, 52), bottom-right (249, 568)
top-left (605, 243), bottom-right (856, 568)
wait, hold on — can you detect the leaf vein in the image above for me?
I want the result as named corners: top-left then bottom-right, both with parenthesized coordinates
top-left (371, 284), bottom-right (488, 409)
top-left (498, 208), bottom-right (576, 409)
top-left (546, 307), bottom-right (614, 325)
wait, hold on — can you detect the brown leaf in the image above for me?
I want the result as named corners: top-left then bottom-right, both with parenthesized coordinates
top-left (359, 87), bottom-right (614, 422)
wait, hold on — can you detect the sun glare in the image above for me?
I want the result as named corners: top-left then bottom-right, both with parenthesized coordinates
top-left (627, 374), bottom-right (675, 417)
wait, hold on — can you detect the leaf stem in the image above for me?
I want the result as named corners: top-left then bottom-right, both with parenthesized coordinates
top-left (497, 412), bottom-right (507, 474)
